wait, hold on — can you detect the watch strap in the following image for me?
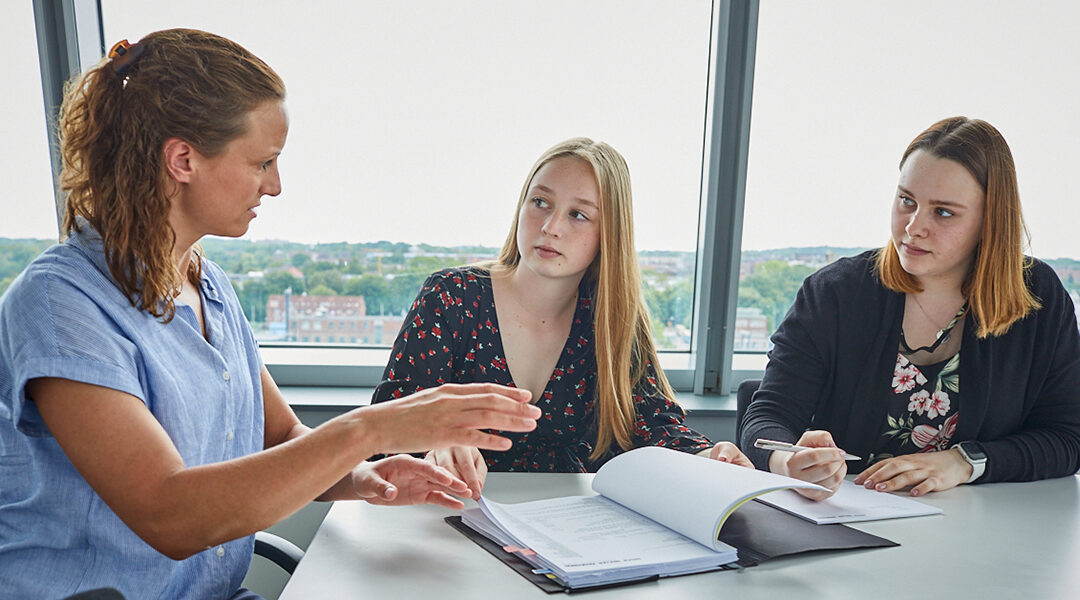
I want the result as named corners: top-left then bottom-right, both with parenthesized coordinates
top-left (953, 442), bottom-right (986, 484)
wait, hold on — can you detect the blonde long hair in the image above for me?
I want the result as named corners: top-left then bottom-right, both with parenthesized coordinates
top-left (876, 117), bottom-right (1040, 337)
top-left (491, 138), bottom-right (677, 459)
top-left (59, 28), bottom-right (285, 321)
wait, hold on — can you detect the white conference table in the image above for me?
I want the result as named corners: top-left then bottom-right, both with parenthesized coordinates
top-left (280, 473), bottom-right (1080, 600)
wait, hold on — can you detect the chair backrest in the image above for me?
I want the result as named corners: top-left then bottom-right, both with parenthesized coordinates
top-left (735, 378), bottom-right (761, 450)
top-left (254, 530), bottom-right (305, 575)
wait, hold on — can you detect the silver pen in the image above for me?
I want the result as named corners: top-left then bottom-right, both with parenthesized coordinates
top-left (754, 438), bottom-right (861, 461)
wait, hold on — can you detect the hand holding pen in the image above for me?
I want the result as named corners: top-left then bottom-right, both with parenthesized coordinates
top-left (761, 430), bottom-right (852, 501)
top-left (754, 439), bottom-right (861, 460)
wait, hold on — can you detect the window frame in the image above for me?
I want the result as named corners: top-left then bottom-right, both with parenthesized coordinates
top-left (32, 0), bottom-right (761, 394)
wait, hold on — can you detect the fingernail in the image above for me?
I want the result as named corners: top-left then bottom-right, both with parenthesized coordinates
top-left (853, 477), bottom-right (863, 484)
top-left (864, 479), bottom-right (873, 488)
top-left (384, 485), bottom-right (396, 498)
top-left (876, 483), bottom-right (886, 491)
top-left (911, 489), bottom-right (920, 496)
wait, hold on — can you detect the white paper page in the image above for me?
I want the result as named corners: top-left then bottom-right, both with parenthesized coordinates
top-left (756, 479), bottom-right (944, 524)
top-left (592, 446), bottom-right (827, 549)
top-left (477, 495), bottom-right (734, 575)
top-left (461, 507), bottom-right (516, 546)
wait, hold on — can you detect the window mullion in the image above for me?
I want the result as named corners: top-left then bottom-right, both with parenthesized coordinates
top-left (692, 0), bottom-right (758, 395)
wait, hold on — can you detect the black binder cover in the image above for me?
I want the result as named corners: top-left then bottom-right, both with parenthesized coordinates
top-left (719, 499), bottom-right (898, 565)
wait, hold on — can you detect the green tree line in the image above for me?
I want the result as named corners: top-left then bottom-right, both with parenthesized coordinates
top-left (10, 238), bottom-right (1075, 350)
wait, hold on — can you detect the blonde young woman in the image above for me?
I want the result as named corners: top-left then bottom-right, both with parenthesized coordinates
top-left (741, 117), bottom-right (1080, 500)
top-left (373, 138), bottom-right (750, 497)
top-left (0, 29), bottom-right (540, 599)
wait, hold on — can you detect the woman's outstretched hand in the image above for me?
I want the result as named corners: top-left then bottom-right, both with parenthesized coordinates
top-left (357, 383), bottom-right (538, 454)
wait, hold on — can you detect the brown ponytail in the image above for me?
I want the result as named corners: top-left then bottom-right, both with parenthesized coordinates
top-left (59, 28), bottom-right (285, 320)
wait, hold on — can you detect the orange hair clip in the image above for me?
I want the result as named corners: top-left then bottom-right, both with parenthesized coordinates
top-left (108, 38), bottom-right (147, 76)
top-left (108, 39), bottom-right (132, 59)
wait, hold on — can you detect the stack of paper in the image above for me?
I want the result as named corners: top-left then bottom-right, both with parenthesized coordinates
top-left (459, 446), bottom-right (829, 588)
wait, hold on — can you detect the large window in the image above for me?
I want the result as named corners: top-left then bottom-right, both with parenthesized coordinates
top-left (0, 2), bottom-right (61, 297)
top-left (98, 0), bottom-right (713, 357)
top-left (24, 1), bottom-right (758, 392)
top-left (740, 0), bottom-right (1080, 352)
top-left (22, 2), bottom-right (1080, 393)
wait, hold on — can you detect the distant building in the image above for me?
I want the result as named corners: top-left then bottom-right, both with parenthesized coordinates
top-left (266, 294), bottom-right (403, 344)
top-left (733, 306), bottom-right (770, 351)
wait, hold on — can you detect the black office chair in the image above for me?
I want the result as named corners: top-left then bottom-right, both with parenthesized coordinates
top-left (254, 530), bottom-right (305, 574)
top-left (734, 378), bottom-right (761, 450)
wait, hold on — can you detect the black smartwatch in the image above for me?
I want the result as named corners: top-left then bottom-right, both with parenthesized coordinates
top-left (952, 441), bottom-right (987, 484)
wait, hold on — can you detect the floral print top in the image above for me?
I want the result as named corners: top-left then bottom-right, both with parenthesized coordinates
top-left (371, 267), bottom-right (712, 472)
top-left (871, 351), bottom-right (960, 464)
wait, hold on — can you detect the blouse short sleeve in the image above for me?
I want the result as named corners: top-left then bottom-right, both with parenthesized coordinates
top-left (0, 254), bottom-right (145, 437)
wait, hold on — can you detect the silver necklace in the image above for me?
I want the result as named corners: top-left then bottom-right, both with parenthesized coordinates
top-left (910, 294), bottom-right (960, 339)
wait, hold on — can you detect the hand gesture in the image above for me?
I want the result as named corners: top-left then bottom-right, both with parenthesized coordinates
top-left (352, 454), bottom-right (473, 509)
top-left (359, 383), bottom-right (539, 454)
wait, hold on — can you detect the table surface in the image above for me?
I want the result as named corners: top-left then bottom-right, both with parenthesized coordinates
top-left (280, 473), bottom-right (1080, 600)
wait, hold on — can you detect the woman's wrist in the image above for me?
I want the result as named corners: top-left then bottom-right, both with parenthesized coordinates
top-left (950, 446), bottom-right (978, 484)
top-left (334, 405), bottom-right (385, 463)
top-left (767, 450), bottom-right (788, 475)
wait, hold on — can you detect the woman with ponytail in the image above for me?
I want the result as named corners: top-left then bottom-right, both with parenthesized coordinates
top-left (0, 29), bottom-right (540, 599)
top-left (373, 138), bottom-right (751, 496)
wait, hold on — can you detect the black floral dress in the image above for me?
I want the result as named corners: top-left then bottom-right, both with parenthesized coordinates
top-left (371, 267), bottom-right (712, 472)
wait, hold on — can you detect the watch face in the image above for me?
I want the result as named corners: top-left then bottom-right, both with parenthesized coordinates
top-left (959, 442), bottom-right (987, 462)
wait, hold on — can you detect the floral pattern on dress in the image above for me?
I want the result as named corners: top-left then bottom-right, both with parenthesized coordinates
top-left (874, 352), bottom-right (960, 462)
top-left (371, 267), bottom-right (712, 472)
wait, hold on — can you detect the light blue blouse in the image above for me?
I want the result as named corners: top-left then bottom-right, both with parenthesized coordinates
top-left (0, 222), bottom-right (264, 599)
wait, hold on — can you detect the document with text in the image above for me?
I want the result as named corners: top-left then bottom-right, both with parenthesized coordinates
top-left (460, 446), bottom-right (828, 589)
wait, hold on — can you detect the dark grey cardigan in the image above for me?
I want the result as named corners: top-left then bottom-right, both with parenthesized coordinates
top-left (741, 251), bottom-right (1080, 483)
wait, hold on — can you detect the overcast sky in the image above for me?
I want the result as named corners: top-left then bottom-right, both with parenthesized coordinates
top-left (3, 1), bottom-right (1078, 260)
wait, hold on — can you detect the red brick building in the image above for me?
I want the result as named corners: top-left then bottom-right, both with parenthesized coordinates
top-left (266, 294), bottom-right (403, 344)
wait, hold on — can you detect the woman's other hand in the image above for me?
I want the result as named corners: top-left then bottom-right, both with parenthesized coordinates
top-left (854, 448), bottom-right (972, 496)
top-left (352, 454), bottom-right (473, 509)
top-left (699, 441), bottom-right (754, 468)
top-left (426, 446), bottom-right (487, 500)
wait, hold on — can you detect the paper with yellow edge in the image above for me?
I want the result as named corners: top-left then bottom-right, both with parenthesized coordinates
top-left (591, 446), bottom-right (828, 550)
